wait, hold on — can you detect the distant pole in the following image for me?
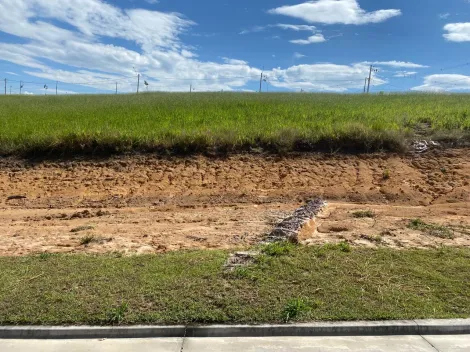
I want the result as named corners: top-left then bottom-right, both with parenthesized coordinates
top-left (10, 86), bottom-right (11, 95)
top-left (20, 81), bottom-right (23, 95)
top-left (116, 82), bottom-right (118, 95)
top-left (367, 65), bottom-right (373, 93)
top-left (364, 78), bottom-right (367, 93)
top-left (137, 74), bottom-right (140, 94)
top-left (4, 78), bottom-right (6, 95)
top-left (56, 81), bottom-right (58, 95)
top-left (259, 72), bottom-right (263, 93)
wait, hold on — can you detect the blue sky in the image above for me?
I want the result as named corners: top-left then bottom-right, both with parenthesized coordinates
top-left (1, 0), bottom-right (470, 94)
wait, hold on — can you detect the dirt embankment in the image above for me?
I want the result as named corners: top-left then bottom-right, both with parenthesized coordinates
top-left (0, 149), bottom-right (469, 256)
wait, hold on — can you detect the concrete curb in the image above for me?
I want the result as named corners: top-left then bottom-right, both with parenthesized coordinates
top-left (0, 320), bottom-right (469, 339)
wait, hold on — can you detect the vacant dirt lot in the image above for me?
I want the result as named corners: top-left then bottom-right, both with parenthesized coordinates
top-left (0, 149), bottom-right (469, 256)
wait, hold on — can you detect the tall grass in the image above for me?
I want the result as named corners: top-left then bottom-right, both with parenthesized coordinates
top-left (1, 93), bottom-right (469, 155)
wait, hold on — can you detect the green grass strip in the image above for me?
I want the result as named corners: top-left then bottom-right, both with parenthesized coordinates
top-left (0, 246), bottom-right (469, 325)
top-left (1, 93), bottom-right (470, 155)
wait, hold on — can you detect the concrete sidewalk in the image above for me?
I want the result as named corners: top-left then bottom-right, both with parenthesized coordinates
top-left (2, 335), bottom-right (470, 351)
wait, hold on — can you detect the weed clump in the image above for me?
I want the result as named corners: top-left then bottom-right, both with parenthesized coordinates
top-left (262, 241), bottom-right (296, 257)
top-left (80, 235), bottom-right (96, 246)
top-left (282, 298), bottom-right (319, 323)
top-left (408, 219), bottom-right (454, 239)
top-left (107, 302), bottom-right (129, 325)
top-left (352, 210), bottom-right (375, 218)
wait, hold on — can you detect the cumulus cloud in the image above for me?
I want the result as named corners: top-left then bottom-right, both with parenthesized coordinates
top-left (0, 0), bottom-right (192, 52)
top-left (412, 74), bottom-right (470, 92)
top-left (444, 23), bottom-right (470, 42)
top-left (265, 62), bottom-right (385, 92)
top-left (290, 34), bottom-right (326, 44)
top-left (0, 0), bottom-right (263, 92)
top-left (222, 58), bottom-right (249, 65)
top-left (274, 23), bottom-right (326, 44)
top-left (268, 0), bottom-right (401, 25)
top-left (0, 0), bottom-right (390, 93)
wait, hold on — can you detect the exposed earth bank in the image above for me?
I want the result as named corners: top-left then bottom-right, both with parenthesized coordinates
top-left (1, 149), bottom-right (469, 256)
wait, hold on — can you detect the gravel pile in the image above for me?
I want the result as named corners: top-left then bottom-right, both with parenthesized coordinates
top-left (265, 198), bottom-right (326, 243)
top-left (224, 198), bottom-right (326, 270)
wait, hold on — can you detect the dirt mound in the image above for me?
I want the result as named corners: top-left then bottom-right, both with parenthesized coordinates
top-left (0, 150), bottom-right (469, 256)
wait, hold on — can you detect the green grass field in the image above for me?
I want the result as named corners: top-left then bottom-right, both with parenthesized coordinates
top-left (1, 93), bottom-right (470, 155)
top-left (0, 245), bottom-right (468, 325)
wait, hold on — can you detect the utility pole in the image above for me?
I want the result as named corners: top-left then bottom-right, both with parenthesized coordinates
top-left (364, 78), bottom-right (367, 93)
top-left (366, 65), bottom-right (373, 93)
top-left (137, 74), bottom-right (140, 94)
top-left (115, 82), bottom-right (118, 94)
top-left (4, 78), bottom-right (6, 95)
top-left (56, 81), bottom-right (58, 95)
top-left (259, 72), bottom-right (263, 93)
top-left (20, 81), bottom-right (23, 95)
top-left (366, 65), bottom-right (378, 94)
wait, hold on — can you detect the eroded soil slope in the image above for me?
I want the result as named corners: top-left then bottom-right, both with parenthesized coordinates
top-left (0, 149), bottom-right (469, 255)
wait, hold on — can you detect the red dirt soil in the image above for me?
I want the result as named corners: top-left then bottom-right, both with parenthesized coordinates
top-left (0, 149), bottom-right (469, 256)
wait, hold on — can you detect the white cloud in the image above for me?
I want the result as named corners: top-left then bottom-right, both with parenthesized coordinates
top-left (439, 13), bottom-right (450, 20)
top-left (240, 24), bottom-right (319, 35)
top-left (268, 0), bottom-right (401, 25)
top-left (444, 23), bottom-right (470, 42)
top-left (290, 34), bottom-right (326, 44)
top-left (0, 0), bottom-right (193, 52)
top-left (411, 74), bottom-right (470, 92)
top-left (293, 52), bottom-right (306, 59)
top-left (181, 49), bottom-right (197, 58)
top-left (0, 0), bottom-right (391, 93)
top-left (265, 62), bottom-right (386, 92)
top-left (275, 24), bottom-right (318, 32)
top-left (363, 61), bottom-right (429, 68)
top-left (222, 57), bottom-right (248, 65)
top-left (0, 0), bottom-right (263, 92)
top-left (241, 23), bottom-right (326, 44)
top-left (394, 71), bottom-right (417, 77)
top-left (144, 0), bottom-right (159, 4)
top-left (5, 71), bottom-right (18, 76)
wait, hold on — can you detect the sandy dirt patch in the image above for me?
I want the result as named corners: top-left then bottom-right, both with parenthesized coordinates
top-left (0, 149), bottom-right (469, 256)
